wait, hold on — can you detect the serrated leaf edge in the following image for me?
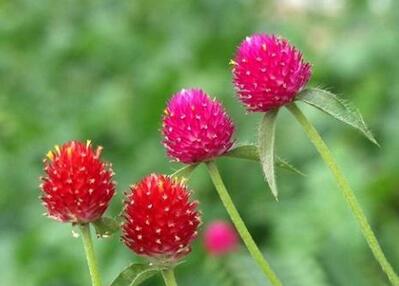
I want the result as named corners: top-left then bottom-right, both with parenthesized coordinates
top-left (296, 87), bottom-right (379, 146)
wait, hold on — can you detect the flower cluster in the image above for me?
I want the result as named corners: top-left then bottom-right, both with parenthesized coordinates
top-left (40, 32), bottom-right (310, 262)
top-left (39, 32), bottom-right (313, 284)
top-left (161, 34), bottom-right (311, 163)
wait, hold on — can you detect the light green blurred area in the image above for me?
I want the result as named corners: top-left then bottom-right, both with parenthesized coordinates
top-left (0, 0), bottom-right (398, 285)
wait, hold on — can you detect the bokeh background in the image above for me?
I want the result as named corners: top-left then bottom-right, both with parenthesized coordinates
top-left (1, 0), bottom-right (399, 285)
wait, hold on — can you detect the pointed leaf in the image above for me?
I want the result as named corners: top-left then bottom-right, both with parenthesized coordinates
top-left (224, 145), bottom-right (258, 161)
top-left (275, 156), bottom-right (305, 177)
top-left (92, 217), bottom-right (120, 238)
top-left (223, 145), bottom-right (304, 176)
top-left (258, 110), bottom-right (279, 200)
top-left (170, 164), bottom-right (198, 178)
top-left (110, 263), bottom-right (159, 286)
top-left (296, 88), bottom-right (378, 145)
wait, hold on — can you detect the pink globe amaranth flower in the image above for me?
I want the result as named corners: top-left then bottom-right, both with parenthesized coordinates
top-left (232, 33), bottom-right (312, 112)
top-left (204, 220), bottom-right (238, 256)
top-left (40, 140), bottom-right (116, 224)
top-left (162, 88), bottom-right (235, 164)
top-left (121, 174), bottom-right (201, 263)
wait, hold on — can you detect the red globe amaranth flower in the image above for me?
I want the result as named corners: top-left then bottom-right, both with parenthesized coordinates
top-left (232, 33), bottom-right (312, 112)
top-left (162, 88), bottom-right (235, 164)
top-left (40, 140), bottom-right (115, 223)
top-left (204, 220), bottom-right (238, 256)
top-left (122, 174), bottom-right (201, 262)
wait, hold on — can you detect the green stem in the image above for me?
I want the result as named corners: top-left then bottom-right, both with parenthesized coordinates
top-left (287, 103), bottom-right (399, 286)
top-left (206, 161), bottom-right (283, 286)
top-left (80, 224), bottom-right (102, 286)
top-left (161, 269), bottom-right (178, 286)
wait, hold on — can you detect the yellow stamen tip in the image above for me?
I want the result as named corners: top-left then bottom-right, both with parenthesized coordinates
top-left (66, 147), bottom-right (73, 158)
top-left (229, 59), bottom-right (237, 65)
top-left (46, 151), bottom-right (54, 161)
top-left (95, 146), bottom-right (103, 158)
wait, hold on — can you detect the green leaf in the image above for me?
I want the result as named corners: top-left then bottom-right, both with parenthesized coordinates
top-left (258, 110), bottom-right (279, 200)
top-left (170, 164), bottom-right (198, 178)
top-left (92, 217), bottom-right (120, 238)
top-left (296, 88), bottom-right (378, 145)
top-left (110, 263), bottom-right (159, 286)
top-left (223, 145), bottom-right (304, 176)
top-left (224, 145), bottom-right (258, 161)
top-left (275, 156), bottom-right (305, 177)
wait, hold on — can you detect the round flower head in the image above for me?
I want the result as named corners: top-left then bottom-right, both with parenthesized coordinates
top-left (162, 88), bottom-right (235, 164)
top-left (204, 220), bottom-right (238, 256)
top-left (40, 140), bottom-right (115, 223)
top-left (122, 174), bottom-right (201, 263)
top-left (232, 33), bottom-right (312, 112)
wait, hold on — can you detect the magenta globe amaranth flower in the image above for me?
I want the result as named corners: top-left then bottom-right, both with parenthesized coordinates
top-left (232, 33), bottom-right (312, 112)
top-left (162, 88), bottom-right (235, 164)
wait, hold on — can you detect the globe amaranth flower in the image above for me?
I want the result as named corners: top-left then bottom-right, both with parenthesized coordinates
top-left (162, 88), bottom-right (235, 164)
top-left (122, 174), bottom-right (201, 263)
top-left (40, 140), bottom-right (116, 224)
top-left (204, 220), bottom-right (238, 256)
top-left (232, 33), bottom-right (312, 112)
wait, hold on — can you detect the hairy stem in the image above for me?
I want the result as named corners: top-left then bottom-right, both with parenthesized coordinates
top-left (287, 103), bottom-right (399, 286)
top-left (161, 269), bottom-right (178, 286)
top-left (80, 224), bottom-right (102, 286)
top-left (206, 161), bottom-right (283, 286)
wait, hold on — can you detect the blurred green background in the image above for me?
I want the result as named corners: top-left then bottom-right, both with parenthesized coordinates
top-left (1, 0), bottom-right (399, 285)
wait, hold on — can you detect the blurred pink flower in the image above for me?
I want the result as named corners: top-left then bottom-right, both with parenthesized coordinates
top-left (204, 220), bottom-right (239, 256)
